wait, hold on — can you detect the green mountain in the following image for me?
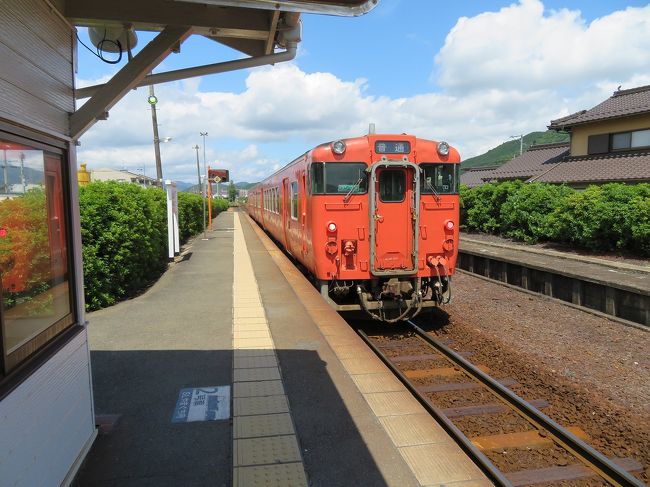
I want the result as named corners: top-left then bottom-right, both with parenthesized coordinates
top-left (461, 130), bottom-right (569, 170)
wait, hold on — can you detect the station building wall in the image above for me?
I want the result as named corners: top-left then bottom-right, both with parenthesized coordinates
top-left (0, 1), bottom-right (95, 485)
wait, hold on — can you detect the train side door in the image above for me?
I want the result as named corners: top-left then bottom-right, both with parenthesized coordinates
top-left (281, 178), bottom-right (290, 252)
top-left (300, 171), bottom-right (307, 255)
top-left (44, 155), bottom-right (67, 282)
top-left (369, 162), bottom-right (420, 275)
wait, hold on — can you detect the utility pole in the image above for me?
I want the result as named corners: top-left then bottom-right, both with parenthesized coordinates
top-left (510, 134), bottom-right (524, 156)
top-left (200, 131), bottom-right (208, 238)
top-left (194, 145), bottom-right (202, 201)
top-left (2, 149), bottom-right (8, 194)
top-left (148, 84), bottom-right (163, 185)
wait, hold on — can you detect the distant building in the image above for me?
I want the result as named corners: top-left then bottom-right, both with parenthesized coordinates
top-left (463, 84), bottom-right (650, 188)
top-left (90, 168), bottom-right (157, 188)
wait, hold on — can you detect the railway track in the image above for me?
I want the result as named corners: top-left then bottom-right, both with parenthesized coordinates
top-left (357, 320), bottom-right (646, 487)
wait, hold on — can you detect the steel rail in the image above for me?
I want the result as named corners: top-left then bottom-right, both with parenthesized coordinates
top-left (405, 320), bottom-right (646, 487)
top-left (356, 329), bottom-right (513, 487)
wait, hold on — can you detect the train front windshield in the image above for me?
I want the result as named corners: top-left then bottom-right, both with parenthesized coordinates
top-left (310, 162), bottom-right (368, 194)
top-left (420, 163), bottom-right (460, 194)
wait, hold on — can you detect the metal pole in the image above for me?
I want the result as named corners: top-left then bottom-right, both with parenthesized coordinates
top-left (200, 131), bottom-right (208, 238)
top-left (19, 153), bottom-right (25, 193)
top-left (150, 84), bottom-right (163, 184)
top-left (194, 145), bottom-right (202, 198)
top-left (3, 149), bottom-right (8, 194)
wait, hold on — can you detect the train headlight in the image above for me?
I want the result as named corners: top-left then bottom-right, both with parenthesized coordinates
top-left (444, 220), bottom-right (454, 231)
top-left (331, 140), bottom-right (346, 155)
top-left (437, 141), bottom-right (450, 156)
top-left (327, 222), bottom-right (337, 233)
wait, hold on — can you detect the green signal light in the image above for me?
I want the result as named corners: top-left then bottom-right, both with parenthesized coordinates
top-left (147, 95), bottom-right (158, 105)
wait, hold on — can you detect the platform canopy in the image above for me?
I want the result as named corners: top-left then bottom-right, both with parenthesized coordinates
top-left (64, 0), bottom-right (378, 138)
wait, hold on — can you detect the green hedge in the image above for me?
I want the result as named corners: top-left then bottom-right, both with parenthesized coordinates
top-left (79, 182), bottom-right (228, 310)
top-left (460, 181), bottom-right (650, 256)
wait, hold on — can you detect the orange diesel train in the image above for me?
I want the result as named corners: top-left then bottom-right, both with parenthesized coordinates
top-left (246, 133), bottom-right (460, 323)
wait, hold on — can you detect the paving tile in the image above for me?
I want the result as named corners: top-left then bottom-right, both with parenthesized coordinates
top-left (233, 413), bottom-right (295, 439)
top-left (351, 372), bottom-right (404, 394)
top-left (234, 308), bottom-right (267, 319)
top-left (234, 435), bottom-right (302, 467)
top-left (233, 463), bottom-right (307, 487)
top-left (364, 391), bottom-right (423, 417)
top-left (233, 337), bottom-right (274, 348)
top-left (379, 414), bottom-right (450, 447)
top-left (234, 329), bottom-right (271, 339)
top-left (234, 355), bottom-right (278, 369)
top-left (234, 367), bottom-right (281, 382)
top-left (233, 317), bottom-right (269, 325)
top-left (340, 357), bottom-right (388, 375)
top-left (233, 380), bottom-right (285, 398)
top-left (332, 344), bottom-right (377, 360)
top-left (233, 349), bottom-right (276, 358)
top-left (399, 443), bottom-right (485, 486)
top-left (234, 395), bottom-right (289, 416)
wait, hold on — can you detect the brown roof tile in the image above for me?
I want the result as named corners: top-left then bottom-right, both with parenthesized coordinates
top-left (549, 84), bottom-right (650, 130)
top-left (488, 142), bottom-right (569, 181)
top-left (534, 151), bottom-right (650, 184)
top-left (460, 166), bottom-right (499, 188)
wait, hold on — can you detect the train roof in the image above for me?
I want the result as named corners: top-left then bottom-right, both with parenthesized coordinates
top-left (249, 134), bottom-right (459, 191)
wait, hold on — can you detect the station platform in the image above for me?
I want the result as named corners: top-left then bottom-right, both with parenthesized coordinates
top-left (460, 236), bottom-right (650, 294)
top-left (75, 209), bottom-right (489, 487)
top-left (458, 235), bottom-right (649, 328)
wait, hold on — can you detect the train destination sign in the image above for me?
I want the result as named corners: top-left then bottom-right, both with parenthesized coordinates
top-left (374, 141), bottom-right (411, 154)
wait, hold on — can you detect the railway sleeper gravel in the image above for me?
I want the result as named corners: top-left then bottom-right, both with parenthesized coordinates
top-left (358, 326), bottom-right (646, 486)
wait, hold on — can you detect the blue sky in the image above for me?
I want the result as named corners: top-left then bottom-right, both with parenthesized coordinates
top-left (76, 0), bottom-right (650, 184)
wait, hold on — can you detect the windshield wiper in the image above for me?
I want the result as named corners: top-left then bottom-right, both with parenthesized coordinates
top-left (423, 174), bottom-right (441, 201)
top-left (343, 176), bottom-right (364, 203)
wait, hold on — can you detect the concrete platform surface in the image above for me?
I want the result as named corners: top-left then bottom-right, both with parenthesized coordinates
top-left (74, 210), bottom-right (488, 487)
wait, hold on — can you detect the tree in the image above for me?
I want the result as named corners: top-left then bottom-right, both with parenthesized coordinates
top-left (228, 181), bottom-right (237, 202)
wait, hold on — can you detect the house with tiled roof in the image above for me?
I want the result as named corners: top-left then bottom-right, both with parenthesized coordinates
top-left (486, 142), bottom-right (569, 183)
top-left (460, 165), bottom-right (500, 188)
top-left (539, 84), bottom-right (650, 186)
top-left (464, 84), bottom-right (650, 188)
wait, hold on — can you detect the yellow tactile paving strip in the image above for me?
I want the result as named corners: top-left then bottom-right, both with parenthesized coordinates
top-left (244, 212), bottom-right (490, 487)
top-left (232, 214), bottom-right (308, 487)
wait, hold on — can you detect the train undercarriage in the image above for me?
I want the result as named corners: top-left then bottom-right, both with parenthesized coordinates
top-left (319, 276), bottom-right (451, 323)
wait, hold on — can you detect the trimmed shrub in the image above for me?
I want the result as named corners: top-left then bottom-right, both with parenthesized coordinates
top-left (79, 182), bottom-right (167, 310)
top-left (79, 183), bottom-right (229, 311)
top-left (499, 183), bottom-right (572, 243)
top-left (546, 183), bottom-right (650, 253)
top-left (461, 181), bottom-right (650, 257)
top-left (462, 180), bottom-right (522, 233)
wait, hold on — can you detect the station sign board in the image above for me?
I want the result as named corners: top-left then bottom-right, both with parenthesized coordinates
top-left (208, 169), bottom-right (229, 183)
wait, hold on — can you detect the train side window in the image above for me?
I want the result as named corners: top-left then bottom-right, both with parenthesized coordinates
top-left (310, 163), bottom-right (325, 194)
top-left (421, 163), bottom-right (460, 194)
top-left (0, 137), bottom-right (74, 374)
top-left (379, 170), bottom-right (406, 202)
top-left (290, 181), bottom-right (298, 220)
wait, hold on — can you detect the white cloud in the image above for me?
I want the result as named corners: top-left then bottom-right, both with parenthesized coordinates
top-left (77, 1), bottom-right (650, 182)
top-left (435, 0), bottom-right (650, 95)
